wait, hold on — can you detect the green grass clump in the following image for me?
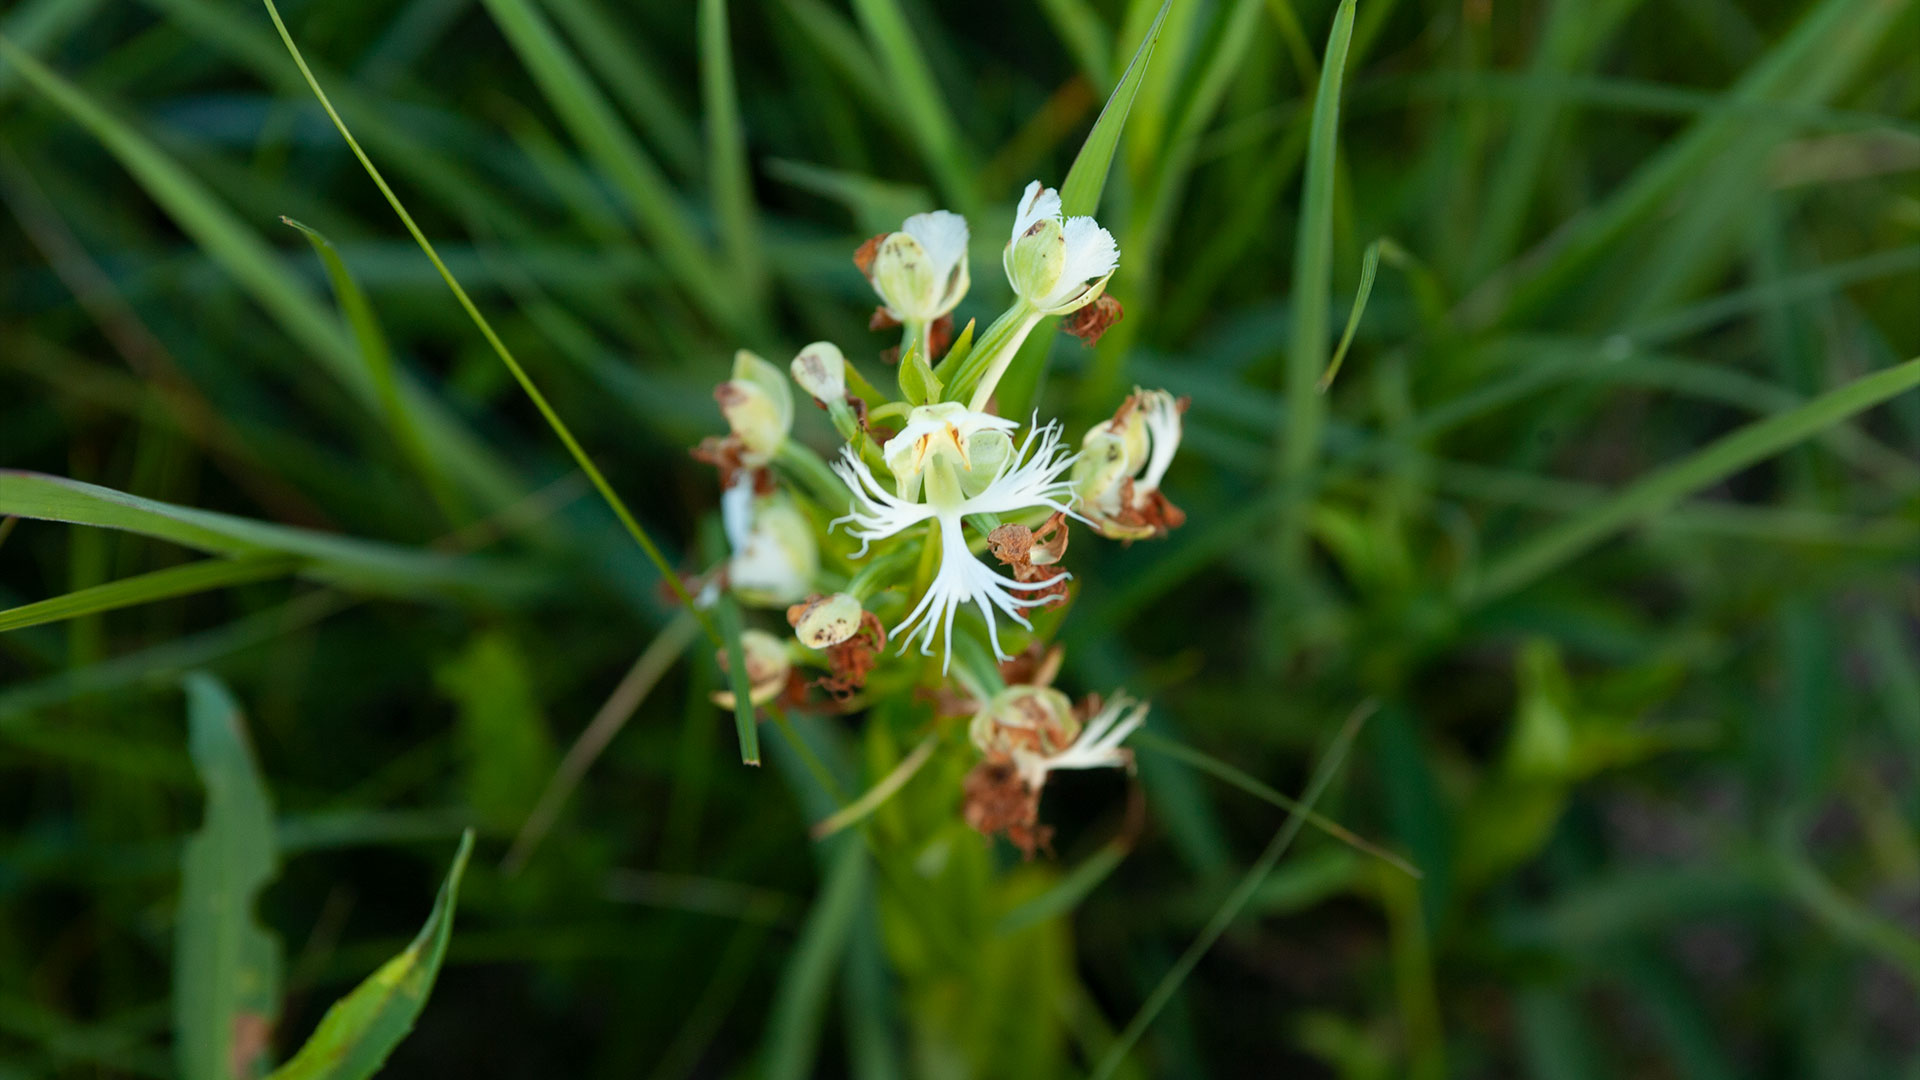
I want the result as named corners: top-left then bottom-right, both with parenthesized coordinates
top-left (3, 0), bottom-right (1918, 1076)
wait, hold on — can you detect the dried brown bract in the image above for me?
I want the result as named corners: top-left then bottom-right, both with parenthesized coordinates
top-left (962, 756), bottom-right (1051, 858)
top-left (690, 435), bottom-right (772, 493)
top-left (986, 511), bottom-right (1071, 610)
top-left (1061, 294), bottom-right (1124, 346)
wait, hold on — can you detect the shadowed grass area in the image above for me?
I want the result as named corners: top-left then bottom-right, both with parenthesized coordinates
top-left (2, 0), bottom-right (1917, 1076)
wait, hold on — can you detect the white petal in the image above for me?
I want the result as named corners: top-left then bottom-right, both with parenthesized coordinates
top-left (1137, 389), bottom-right (1183, 492)
top-left (1047, 216), bottom-right (1120, 308)
top-left (1011, 180), bottom-right (1061, 241)
top-left (720, 477), bottom-right (755, 552)
top-left (902, 210), bottom-right (969, 281)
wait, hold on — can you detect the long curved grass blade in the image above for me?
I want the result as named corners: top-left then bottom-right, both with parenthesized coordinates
top-left (995, 840), bottom-right (1130, 936)
top-left (0, 553), bottom-right (302, 633)
top-left (809, 732), bottom-right (939, 839)
top-left (1134, 729), bottom-right (1420, 878)
top-left (1276, 0), bottom-right (1357, 569)
top-left (175, 672), bottom-right (282, 1080)
top-left (1059, 0), bottom-right (1171, 218)
top-left (1092, 699), bottom-right (1376, 1079)
top-left (504, 613), bottom-right (702, 873)
top-left (542, 0), bottom-right (701, 177)
top-left (0, 471), bottom-right (535, 598)
top-left (1470, 355), bottom-right (1920, 605)
top-left (264, 830), bottom-right (475, 1080)
top-left (1318, 238), bottom-right (1385, 392)
top-left (280, 216), bottom-right (461, 525)
top-left (258, 0), bottom-right (715, 639)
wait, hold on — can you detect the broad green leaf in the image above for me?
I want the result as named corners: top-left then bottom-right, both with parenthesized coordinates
top-left (0, 471), bottom-right (537, 599)
top-left (264, 831), bottom-right (476, 1080)
top-left (0, 553), bottom-right (302, 633)
top-left (175, 672), bottom-right (282, 1080)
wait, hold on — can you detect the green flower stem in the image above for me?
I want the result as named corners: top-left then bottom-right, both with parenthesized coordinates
top-left (846, 546), bottom-right (919, 602)
top-left (774, 441), bottom-right (850, 510)
top-left (939, 301), bottom-right (1038, 406)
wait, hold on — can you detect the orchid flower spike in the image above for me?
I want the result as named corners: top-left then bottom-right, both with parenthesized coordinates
top-left (1004, 181), bottom-right (1119, 317)
top-left (831, 404), bottom-right (1079, 670)
top-left (722, 478), bottom-right (818, 606)
top-left (1073, 388), bottom-right (1187, 540)
top-left (866, 211), bottom-right (971, 325)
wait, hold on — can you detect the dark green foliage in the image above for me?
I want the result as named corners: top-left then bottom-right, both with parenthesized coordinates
top-left (3, 0), bottom-right (1917, 1076)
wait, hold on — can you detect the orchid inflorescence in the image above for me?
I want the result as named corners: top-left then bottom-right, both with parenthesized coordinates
top-left (694, 182), bottom-right (1187, 853)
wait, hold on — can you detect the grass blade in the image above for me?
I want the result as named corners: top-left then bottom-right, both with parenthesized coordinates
top-left (259, 0), bottom-right (715, 639)
top-left (174, 672), bottom-right (282, 1080)
top-left (716, 598), bottom-right (761, 766)
top-left (0, 471), bottom-right (534, 598)
top-left (1133, 728), bottom-right (1420, 878)
top-left (1059, 0), bottom-right (1171, 218)
top-left (472, 0), bottom-right (744, 330)
top-left (1318, 237), bottom-right (1385, 392)
top-left (0, 33), bottom-right (522, 510)
top-left (1276, 0), bottom-right (1357, 570)
top-left (0, 553), bottom-right (302, 633)
top-left (280, 216), bottom-right (461, 526)
top-left (504, 613), bottom-right (701, 873)
top-left (1470, 355), bottom-right (1920, 605)
top-left (699, 0), bottom-right (764, 301)
top-left (1092, 699), bottom-right (1376, 1079)
top-left (265, 830), bottom-right (476, 1080)
top-left (849, 0), bottom-right (978, 213)
top-left (762, 838), bottom-right (866, 1080)
top-left (542, 0), bottom-right (702, 177)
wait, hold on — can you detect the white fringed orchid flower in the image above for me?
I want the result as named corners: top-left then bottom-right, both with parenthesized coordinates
top-left (722, 479), bottom-right (817, 606)
top-left (1004, 181), bottom-right (1119, 317)
top-left (964, 182), bottom-right (1122, 411)
top-left (789, 341), bottom-right (846, 405)
top-left (1073, 388), bottom-right (1187, 539)
top-left (868, 210), bottom-right (971, 325)
top-left (831, 404), bottom-right (1078, 669)
top-left (1009, 693), bottom-right (1147, 791)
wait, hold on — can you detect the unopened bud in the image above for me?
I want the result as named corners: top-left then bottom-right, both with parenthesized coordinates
top-left (716, 350), bottom-right (792, 464)
top-left (790, 342), bottom-right (847, 404)
top-left (787, 592), bottom-right (864, 649)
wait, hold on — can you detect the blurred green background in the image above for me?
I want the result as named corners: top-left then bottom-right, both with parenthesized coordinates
top-left (3, 0), bottom-right (1919, 1076)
